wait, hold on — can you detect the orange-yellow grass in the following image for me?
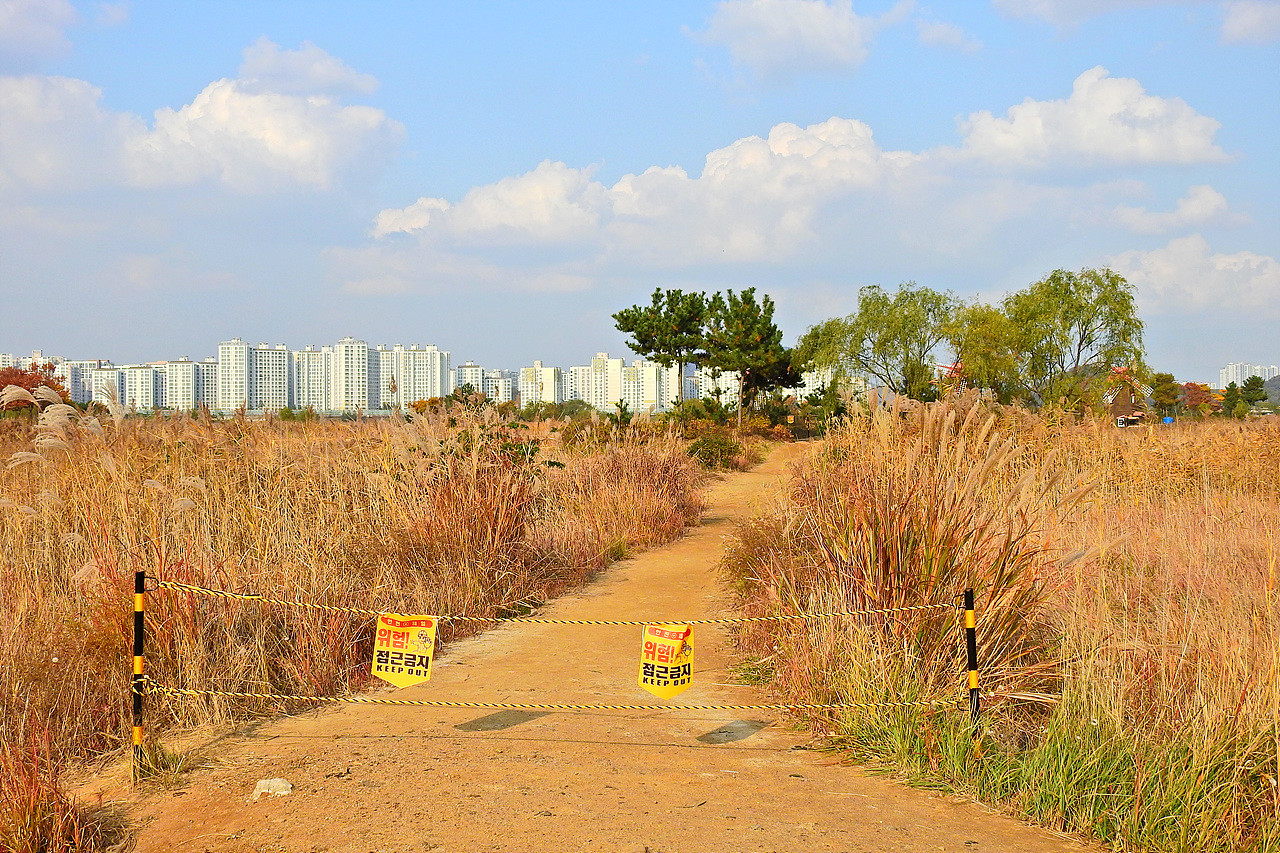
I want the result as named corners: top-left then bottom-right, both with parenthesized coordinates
top-left (0, 406), bottom-right (705, 767)
top-left (723, 399), bottom-right (1280, 849)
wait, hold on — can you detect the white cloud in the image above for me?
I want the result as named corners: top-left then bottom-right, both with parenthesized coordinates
top-left (1110, 234), bottom-right (1280, 312)
top-left (697, 0), bottom-right (909, 78)
top-left (958, 66), bottom-right (1227, 168)
top-left (372, 117), bottom-right (923, 270)
top-left (0, 40), bottom-right (402, 194)
top-left (1113, 185), bottom-right (1241, 234)
top-left (238, 37), bottom-right (379, 96)
top-left (0, 0), bottom-right (77, 68)
top-left (0, 75), bottom-right (143, 191)
top-left (132, 78), bottom-right (400, 191)
top-left (916, 19), bottom-right (983, 52)
top-left (1221, 0), bottom-right (1280, 43)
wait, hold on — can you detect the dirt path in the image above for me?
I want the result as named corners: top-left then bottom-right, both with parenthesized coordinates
top-left (107, 443), bottom-right (1091, 853)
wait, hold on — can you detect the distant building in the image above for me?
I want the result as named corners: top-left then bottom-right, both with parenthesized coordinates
top-left (1220, 362), bottom-right (1280, 388)
top-left (519, 361), bottom-right (563, 406)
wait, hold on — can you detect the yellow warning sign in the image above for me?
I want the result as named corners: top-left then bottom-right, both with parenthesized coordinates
top-left (372, 614), bottom-right (436, 688)
top-left (638, 623), bottom-right (693, 700)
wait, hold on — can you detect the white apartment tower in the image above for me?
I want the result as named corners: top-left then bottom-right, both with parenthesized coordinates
top-left (89, 365), bottom-right (123, 407)
top-left (217, 338), bottom-right (250, 411)
top-left (122, 364), bottom-right (164, 411)
top-left (60, 359), bottom-right (105, 404)
top-left (330, 337), bottom-right (370, 412)
top-left (390, 344), bottom-right (450, 408)
top-left (1220, 362), bottom-right (1280, 388)
top-left (564, 364), bottom-right (591, 403)
top-left (587, 353), bottom-right (624, 411)
top-left (483, 369), bottom-right (516, 404)
top-left (165, 360), bottom-right (198, 411)
top-left (519, 361), bottom-right (563, 406)
top-left (455, 361), bottom-right (484, 394)
top-left (292, 346), bottom-right (332, 412)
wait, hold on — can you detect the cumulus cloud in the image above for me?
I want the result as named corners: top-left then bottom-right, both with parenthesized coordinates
top-left (1221, 0), bottom-right (1280, 43)
top-left (1110, 234), bottom-right (1280, 312)
top-left (131, 77), bottom-right (400, 191)
top-left (1113, 185), bottom-right (1241, 234)
top-left (0, 40), bottom-right (401, 194)
top-left (372, 117), bottom-right (922, 269)
top-left (696, 0), bottom-right (909, 78)
top-left (916, 19), bottom-right (983, 52)
top-left (238, 37), bottom-right (379, 96)
top-left (0, 0), bottom-right (78, 69)
top-left (958, 66), bottom-right (1227, 168)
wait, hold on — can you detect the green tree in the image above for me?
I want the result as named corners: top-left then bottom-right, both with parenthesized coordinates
top-left (1241, 375), bottom-right (1268, 406)
top-left (1003, 267), bottom-right (1144, 407)
top-left (1220, 382), bottom-right (1241, 416)
top-left (944, 302), bottom-right (1020, 403)
top-left (613, 288), bottom-right (707, 403)
top-left (796, 282), bottom-right (957, 400)
top-left (704, 288), bottom-right (800, 427)
top-left (1150, 372), bottom-right (1181, 417)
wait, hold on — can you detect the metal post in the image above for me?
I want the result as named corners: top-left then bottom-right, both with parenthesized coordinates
top-left (132, 570), bottom-right (145, 783)
top-left (964, 588), bottom-right (980, 729)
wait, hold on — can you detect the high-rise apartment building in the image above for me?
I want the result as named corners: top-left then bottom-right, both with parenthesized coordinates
top-left (483, 369), bottom-right (516, 403)
top-left (1220, 362), bottom-right (1280, 388)
top-left (215, 339), bottom-right (291, 412)
top-left (586, 353), bottom-right (623, 411)
top-left (519, 361), bottom-right (563, 406)
top-left (329, 337), bottom-right (370, 412)
top-left (59, 359), bottom-right (105, 404)
top-left (455, 361), bottom-right (484, 394)
top-left (390, 344), bottom-right (450, 408)
top-left (291, 346), bottom-right (330, 411)
top-left (89, 365), bottom-right (124, 406)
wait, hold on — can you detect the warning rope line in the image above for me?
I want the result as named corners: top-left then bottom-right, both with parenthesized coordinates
top-left (141, 679), bottom-right (954, 713)
top-left (154, 579), bottom-right (954, 624)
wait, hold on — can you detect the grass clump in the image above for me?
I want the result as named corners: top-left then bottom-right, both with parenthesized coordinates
top-left (723, 398), bottom-right (1280, 851)
top-left (0, 402), bottom-right (706, 852)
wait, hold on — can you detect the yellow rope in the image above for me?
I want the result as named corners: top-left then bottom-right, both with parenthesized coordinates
top-left (143, 680), bottom-right (952, 712)
top-left (155, 579), bottom-right (954, 624)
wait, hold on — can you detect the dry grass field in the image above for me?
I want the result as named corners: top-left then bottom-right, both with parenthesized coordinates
top-left (723, 400), bottom-right (1280, 852)
top-left (0, 405), bottom-right (705, 851)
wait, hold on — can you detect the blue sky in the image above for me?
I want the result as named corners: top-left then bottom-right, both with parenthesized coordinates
top-left (1, 0), bottom-right (1277, 384)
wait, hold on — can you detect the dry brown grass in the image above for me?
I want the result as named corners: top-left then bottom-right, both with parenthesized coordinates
top-left (0, 405), bottom-right (705, 801)
top-left (722, 397), bottom-right (1280, 850)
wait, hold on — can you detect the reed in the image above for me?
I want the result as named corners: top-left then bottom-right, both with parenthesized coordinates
top-left (0, 404), bottom-right (705, 849)
top-left (722, 399), bottom-right (1280, 851)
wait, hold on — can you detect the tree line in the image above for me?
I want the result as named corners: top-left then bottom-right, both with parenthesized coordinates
top-left (794, 267), bottom-right (1146, 409)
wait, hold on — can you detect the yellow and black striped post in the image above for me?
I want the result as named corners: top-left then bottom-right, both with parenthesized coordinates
top-left (131, 570), bottom-right (145, 783)
top-left (963, 588), bottom-right (980, 728)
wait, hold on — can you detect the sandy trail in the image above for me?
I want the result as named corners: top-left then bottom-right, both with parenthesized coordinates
top-left (108, 442), bottom-right (1090, 853)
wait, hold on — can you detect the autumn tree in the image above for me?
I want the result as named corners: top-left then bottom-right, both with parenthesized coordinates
top-left (1181, 382), bottom-right (1215, 418)
top-left (0, 363), bottom-right (69, 412)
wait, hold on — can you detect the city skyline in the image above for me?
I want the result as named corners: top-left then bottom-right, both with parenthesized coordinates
top-left (1, 2), bottom-right (1276, 388)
